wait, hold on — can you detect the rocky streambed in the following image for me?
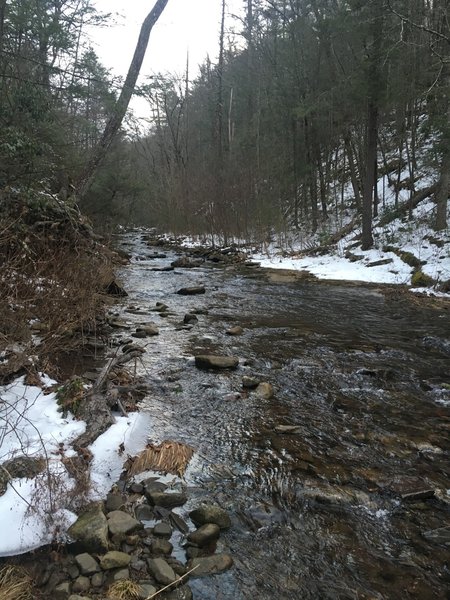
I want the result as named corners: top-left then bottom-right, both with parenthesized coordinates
top-left (5, 230), bottom-right (450, 600)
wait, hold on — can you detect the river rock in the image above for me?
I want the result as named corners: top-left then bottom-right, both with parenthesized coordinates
top-left (107, 510), bottom-right (142, 535)
top-left (72, 576), bottom-right (90, 593)
top-left (146, 490), bottom-right (188, 508)
top-left (195, 355), bottom-right (239, 370)
top-left (135, 504), bottom-right (154, 521)
top-left (112, 568), bottom-right (130, 581)
top-left (151, 539), bottom-right (173, 555)
top-left (133, 324), bottom-right (159, 337)
top-left (176, 286), bottom-right (206, 295)
top-left (68, 505), bottom-right (109, 553)
top-left (187, 523), bottom-right (220, 547)
top-left (100, 551), bottom-right (131, 570)
top-left (171, 257), bottom-right (202, 268)
top-left (91, 572), bottom-right (103, 587)
top-left (106, 492), bottom-right (124, 512)
top-left (54, 582), bottom-right (71, 600)
top-left (153, 522), bottom-right (173, 537)
top-left (147, 558), bottom-right (179, 585)
top-left (242, 376), bottom-right (260, 389)
top-left (189, 505), bottom-right (231, 530)
top-left (226, 326), bottom-right (243, 336)
top-left (137, 582), bottom-right (158, 599)
top-left (255, 382), bottom-right (274, 399)
top-left (188, 554), bottom-right (234, 577)
top-left (74, 553), bottom-right (100, 575)
top-left (184, 313), bottom-right (198, 325)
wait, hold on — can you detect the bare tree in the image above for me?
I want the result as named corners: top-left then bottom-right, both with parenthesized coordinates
top-left (76, 0), bottom-right (170, 202)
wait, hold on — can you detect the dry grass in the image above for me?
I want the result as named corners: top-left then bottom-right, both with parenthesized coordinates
top-left (107, 579), bottom-right (142, 600)
top-left (0, 566), bottom-right (33, 600)
top-left (0, 190), bottom-right (117, 378)
top-left (127, 440), bottom-right (195, 477)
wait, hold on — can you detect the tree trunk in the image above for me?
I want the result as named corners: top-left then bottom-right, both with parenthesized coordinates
top-left (76, 0), bottom-right (169, 202)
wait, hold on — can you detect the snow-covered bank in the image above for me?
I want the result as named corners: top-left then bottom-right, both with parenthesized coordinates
top-left (0, 376), bottom-right (150, 557)
top-left (251, 199), bottom-right (449, 294)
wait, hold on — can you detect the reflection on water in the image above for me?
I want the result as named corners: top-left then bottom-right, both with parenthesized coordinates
top-left (117, 233), bottom-right (450, 599)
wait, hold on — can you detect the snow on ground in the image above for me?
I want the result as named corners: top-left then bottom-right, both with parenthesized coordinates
top-left (250, 197), bottom-right (450, 293)
top-left (0, 376), bottom-right (151, 556)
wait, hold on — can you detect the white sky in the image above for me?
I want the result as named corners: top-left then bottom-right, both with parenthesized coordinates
top-left (89, 0), bottom-right (244, 118)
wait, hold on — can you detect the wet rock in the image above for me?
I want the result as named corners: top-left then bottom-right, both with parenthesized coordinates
top-left (135, 504), bottom-right (154, 521)
top-left (129, 482), bottom-right (144, 494)
top-left (147, 490), bottom-right (188, 509)
top-left (189, 505), bottom-right (231, 530)
top-left (242, 376), bottom-right (260, 389)
top-left (144, 479), bottom-right (168, 494)
top-left (68, 505), bottom-right (109, 553)
top-left (423, 526), bottom-right (450, 545)
top-left (187, 523), bottom-right (220, 547)
top-left (226, 326), bottom-right (243, 336)
top-left (194, 355), bottom-right (239, 370)
top-left (184, 313), bottom-right (198, 325)
top-left (133, 324), bottom-right (159, 338)
top-left (255, 382), bottom-right (274, 399)
top-left (147, 558), bottom-right (179, 585)
top-left (100, 551), bottom-right (132, 570)
top-left (107, 510), bottom-right (142, 536)
top-left (176, 286), bottom-right (206, 295)
top-left (152, 266), bottom-right (174, 272)
top-left (162, 585), bottom-right (193, 600)
top-left (275, 425), bottom-right (301, 434)
top-left (153, 522), bottom-right (173, 537)
top-left (72, 576), bottom-right (90, 593)
top-left (169, 512), bottom-right (189, 534)
top-left (188, 554), bottom-right (234, 577)
top-left (151, 539), bottom-right (173, 555)
top-left (74, 553), bottom-right (100, 575)
top-left (171, 257), bottom-right (202, 268)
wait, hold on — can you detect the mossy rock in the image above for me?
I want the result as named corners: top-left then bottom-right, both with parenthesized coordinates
top-left (411, 270), bottom-right (434, 287)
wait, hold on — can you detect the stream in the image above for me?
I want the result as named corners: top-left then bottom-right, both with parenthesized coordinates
top-left (114, 232), bottom-right (450, 600)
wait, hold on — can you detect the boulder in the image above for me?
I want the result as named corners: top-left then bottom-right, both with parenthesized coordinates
top-left (176, 286), bottom-right (206, 295)
top-left (194, 355), bottom-right (239, 370)
top-left (147, 558), bottom-right (179, 585)
top-left (54, 582), bottom-right (71, 600)
top-left (68, 505), bottom-right (109, 553)
top-left (242, 376), bottom-right (260, 389)
top-left (187, 523), bottom-right (220, 547)
top-left (188, 554), bottom-right (234, 577)
top-left (100, 551), bottom-right (131, 570)
top-left (107, 510), bottom-right (142, 536)
top-left (105, 492), bottom-right (124, 512)
top-left (184, 313), bottom-right (199, 325)
top-left (189, 505), bottom-right (231, 530)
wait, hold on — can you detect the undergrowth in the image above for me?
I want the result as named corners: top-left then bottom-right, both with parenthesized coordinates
top-left (0, 188), bottom-right (117, 380)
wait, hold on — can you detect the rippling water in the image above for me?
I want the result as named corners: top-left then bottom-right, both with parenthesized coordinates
top-left (116, 233), bottom-right (450, 600)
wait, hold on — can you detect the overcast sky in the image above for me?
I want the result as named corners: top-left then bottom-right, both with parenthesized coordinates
top-left (89, 1), bottom-right (244, 118)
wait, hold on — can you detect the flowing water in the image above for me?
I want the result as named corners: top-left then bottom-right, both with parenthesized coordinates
top-left (116, 233), bottom-right (450, 600)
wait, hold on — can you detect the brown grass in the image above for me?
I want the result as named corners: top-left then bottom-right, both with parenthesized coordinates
top-left (107, 579), bottom-right (142, 600)
top-left (0, 566), bottom-right (33, 600)
top-left (127, 440), bottom-right (195, 477)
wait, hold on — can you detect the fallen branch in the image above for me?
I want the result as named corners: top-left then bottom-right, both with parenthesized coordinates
top-left (378, 183), bottom-right (438, 226)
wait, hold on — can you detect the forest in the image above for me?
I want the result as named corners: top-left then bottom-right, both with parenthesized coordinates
top-left (1, 0), bottom-right (448, 245)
